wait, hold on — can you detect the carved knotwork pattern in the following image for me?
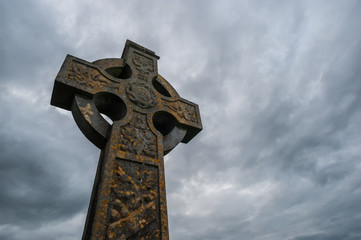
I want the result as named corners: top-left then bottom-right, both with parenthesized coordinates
top-left (107, 160), bottom-right (160, 240)
top-left (133, 53), bottom-right (154, 81)
top-left (66, 61), bottom-right (122, 92)
top-left (117, 113), bottom-right (157, 158)
top-left (166, 101), bottom-right (198, 123)
top-left (125, 82), bottom-right (156, 109)
top-left (67, 62), bottom-right (110, 88)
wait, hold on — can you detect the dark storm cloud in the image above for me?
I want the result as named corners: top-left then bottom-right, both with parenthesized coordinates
top-left (164, 1), bottom-right (361, 239)
top-left (1, 0), bottom-right (361, 240)
top-left (0, 87), bottom-right (100, 229)
top-left (0, 1), bottom-right (71, 87)
top-left (0, 1), bottom-right (98, 234)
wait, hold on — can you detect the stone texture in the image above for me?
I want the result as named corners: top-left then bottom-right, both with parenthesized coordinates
top-left (50, 40), bottom-right (202, 240)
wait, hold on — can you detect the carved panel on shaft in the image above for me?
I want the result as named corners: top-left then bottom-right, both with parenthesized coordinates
top-left (116, 112), bottom-right (157, 158)
top-left (107, 159), bottom-right (160, 240)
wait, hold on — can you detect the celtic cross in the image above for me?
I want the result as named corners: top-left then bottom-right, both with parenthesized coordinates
top-left (50, 40), bottom-right (202, 239)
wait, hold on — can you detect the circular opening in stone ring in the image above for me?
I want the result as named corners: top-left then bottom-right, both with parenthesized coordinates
top-left (105, 64), bottom-right (132, 79)
top-left (93, 92), bottom-right (127, 123)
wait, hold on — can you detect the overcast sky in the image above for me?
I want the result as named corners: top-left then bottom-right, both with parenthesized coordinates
top-left (1, 0), bottom-right (361, 239)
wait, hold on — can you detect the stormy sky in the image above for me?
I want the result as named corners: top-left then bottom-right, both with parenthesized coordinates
top-left (1, 0), bottom-right (361, 239)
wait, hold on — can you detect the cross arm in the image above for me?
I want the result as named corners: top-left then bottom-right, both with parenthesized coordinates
top-left (50, 55), bottom-right (123, 110)
top-left (152, 75), bottom-right (203, 144)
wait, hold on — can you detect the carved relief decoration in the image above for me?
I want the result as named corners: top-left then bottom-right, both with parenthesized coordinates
top-left (126, 82), bottom-right (156, 109)
top-left (66, 61), bottom-right (121, 91)
top-left (166, 101), bottom-right (198, 123)
top-left (132, 52), bottom-right (154, 81)
top-left (66, 62), bottom-right (109, 88)
top-left (117, 113), bottom-right (157, 158)
top-left (107, 160), bottom-right (160, 239)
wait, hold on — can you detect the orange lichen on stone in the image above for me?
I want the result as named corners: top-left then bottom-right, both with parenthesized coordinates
top-left (79, 103), bottom-right (94, 123)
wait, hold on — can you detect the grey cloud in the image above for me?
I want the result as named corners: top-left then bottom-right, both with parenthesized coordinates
top-left (1, 0), bottom-right (361, 240)
top-left (0, 91), bottom-right (98, 229)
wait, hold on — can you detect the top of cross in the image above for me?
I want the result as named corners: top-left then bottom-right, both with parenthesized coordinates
top-left (122, 40), bottom-right (160, 59)
top-left (51, 40), bottom-right (202, 155)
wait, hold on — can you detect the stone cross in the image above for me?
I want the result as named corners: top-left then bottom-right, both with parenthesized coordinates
top-left (50, 40), bottom-right (202, 240)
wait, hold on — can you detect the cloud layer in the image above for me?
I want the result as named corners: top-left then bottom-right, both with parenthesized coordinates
top-left (1, 0), bottom-right (361, 239)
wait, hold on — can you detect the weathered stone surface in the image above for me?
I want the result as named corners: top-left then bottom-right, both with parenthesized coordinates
top-left (50, 40), bottom-right (202, 239)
